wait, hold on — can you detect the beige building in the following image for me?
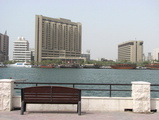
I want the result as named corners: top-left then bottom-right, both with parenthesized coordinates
top-left (118, 41), bottom-right (143, 63)
top-left (0, 32), bottom-right (9, 62)
top-left (35, 15), bottom-right (82, 63)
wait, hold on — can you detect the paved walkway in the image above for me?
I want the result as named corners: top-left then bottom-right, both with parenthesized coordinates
top-left (0, 110), bottom-right (159, 120)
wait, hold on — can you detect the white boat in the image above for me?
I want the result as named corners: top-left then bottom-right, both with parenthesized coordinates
top-left (7, 62), bottom-right (32, 68)
top-left (0, 62), bottom-right (7, 68)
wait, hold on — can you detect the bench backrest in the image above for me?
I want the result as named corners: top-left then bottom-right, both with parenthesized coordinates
top-left (21, 86), bottom-right (81, 104)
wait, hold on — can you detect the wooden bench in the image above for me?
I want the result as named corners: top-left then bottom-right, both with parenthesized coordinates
top-left (20, 86), bottom-right (81, 115)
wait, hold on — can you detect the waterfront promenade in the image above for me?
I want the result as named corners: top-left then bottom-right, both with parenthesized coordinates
top-left (0, 110), bottom-right (159, 120)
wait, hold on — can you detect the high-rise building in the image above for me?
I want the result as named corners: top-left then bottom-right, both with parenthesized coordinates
top-left (35, 15), bottom-right (82, 63)
top-left (0, 32), bottom-right (9, 62)
top-left (143, 53), bottom-right (146, 61)
top-left (152, 48), bottom-right (159, 61)
top-left (13, 37), bottom-right (31, 62)
top-left (118, 41), bottom-right (143, 63)
top-left (147, 52), bottom-right (153, 61)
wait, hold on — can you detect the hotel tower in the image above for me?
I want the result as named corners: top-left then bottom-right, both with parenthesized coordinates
top-left (118, 41), bottom-right (143, 63)
top-left (35, 15), bottom-right (82, 63)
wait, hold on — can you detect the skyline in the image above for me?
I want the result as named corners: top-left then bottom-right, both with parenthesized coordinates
top-left (0, 0), bottom-right (159, 60)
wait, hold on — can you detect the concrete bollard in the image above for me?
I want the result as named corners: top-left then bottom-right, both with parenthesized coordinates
top-left (0, 79), bottom-right (15, 111)
top-left (131, 81), bottom-right (151, 113)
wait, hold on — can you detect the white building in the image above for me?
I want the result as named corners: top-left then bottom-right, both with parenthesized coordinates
top-left (13, 37), bottom-right (31, 62)
top-left (152, 48), bottom-right (159, 60)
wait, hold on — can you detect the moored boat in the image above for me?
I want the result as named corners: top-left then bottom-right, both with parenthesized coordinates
top-left (0, 62), bottom-right (7, 68)
top-left (83, 64), bottom-right (101, 69)
top-left (146, 64), bottom-right (159, 70)
top-left (40, 64), bottom-right (54, 68)
top-left (59, 64), bottom-right (80, 68)
top-left (111, 63), bottom-right (136, 69)
top-left (7, 62), bottom-right (32, 68)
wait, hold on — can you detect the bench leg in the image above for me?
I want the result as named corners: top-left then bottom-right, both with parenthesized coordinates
top-left (24, 103), bottom-right (26, 112)
top-left (20, 101), bottom-right (24, 115)
top-left (78, 101), bottom-right (81, 115)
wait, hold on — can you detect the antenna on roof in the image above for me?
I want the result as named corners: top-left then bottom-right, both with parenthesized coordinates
top-left (4, 30), bottom-right (7, 35)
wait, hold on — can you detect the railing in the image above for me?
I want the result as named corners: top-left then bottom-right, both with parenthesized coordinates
top-left (151, 84), bottom-right (159, 92)
top-left (151, 84), bottom-right (159, 98)
top-left (14, 82), bottom-right (159, 97)
top-left (14, 82), bottom-right (132, 97)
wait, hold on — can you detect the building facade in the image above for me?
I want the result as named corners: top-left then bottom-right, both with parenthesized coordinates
top-left (152, 48), bottom-right (159, 61)
top-left (13, 37), bottom-right (31, 62)
top-left (0, 32), bottom-right (9, 62)
top-left (35, 15), bottom-right (82, 63)
top-left (118, 41), bottom-right (143, 63)
top-left (147, 52), bottom-right (153, 61)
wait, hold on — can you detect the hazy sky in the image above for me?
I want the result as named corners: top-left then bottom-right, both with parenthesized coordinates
top-left (0, 0), bottom-right (159, 60)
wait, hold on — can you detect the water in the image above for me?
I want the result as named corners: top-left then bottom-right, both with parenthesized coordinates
top-left (0, 67), bottom-right (159, 97)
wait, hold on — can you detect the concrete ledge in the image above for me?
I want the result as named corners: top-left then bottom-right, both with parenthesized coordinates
top-left (82, 97), bottom-right (133, 112)
top-left (13, 96), bottom-right (133, 112)
top-left (151, 98), bottom-right (159, 110)
top-left (12, 96), bottom-right (159, 112)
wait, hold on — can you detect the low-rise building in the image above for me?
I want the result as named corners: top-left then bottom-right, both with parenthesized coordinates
top-left (81, 53), bottom-right (90, 61)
